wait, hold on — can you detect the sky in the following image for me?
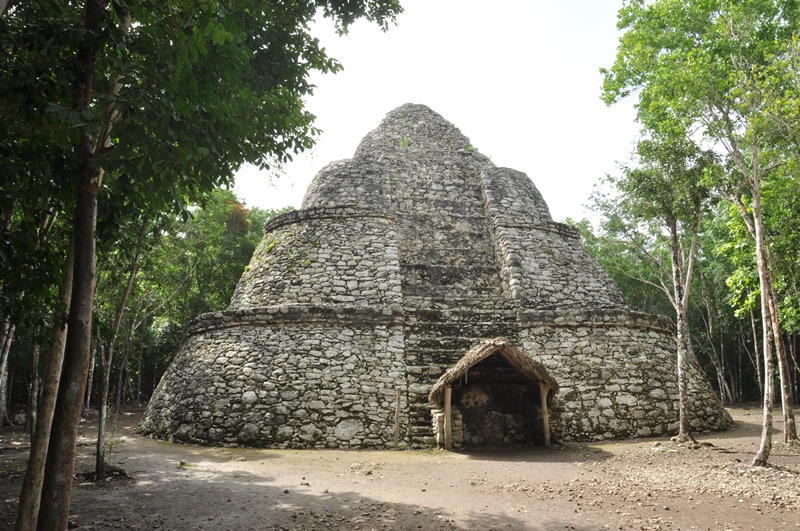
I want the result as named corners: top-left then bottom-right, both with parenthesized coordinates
top-left (233, 0), bottom-right (640, 223)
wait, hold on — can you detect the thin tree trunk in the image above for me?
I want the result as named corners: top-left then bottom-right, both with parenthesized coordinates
top-left (748, 187), bottom-right (774, 466)
top-left (669, 219), bottom-right (697, 443)
top-left (768, 285), bottom-right (797, 441)
top-left (764, 248), bottom-right (798, 439)
top-left (95, 338), bottom-right (111, 480)
top-left (747, 306), bottom-right (763, 397)
top-left (735, 336), bottom-right (740, 402)
top-left (0, 322), bottom-right (16, 426)
top-left (136, 333), bottom-right (144, 403)
top-left (720, 333), bottom-right (734, 404)
top-left (790, 337), bottom-right (799, 404)
top-left (699, 272), bottom-right (732, 404)
top-left (96, 216), bottom-right (146, 479)
top-left (85, 337), bottom-right (96, 410)
top-left (15, 240), bottom-right (74, 531)
top-left (115, 328), bottom-right (132, 411)
top-left (737, 333), bottom-right (743, 402)
top-left (7, 367), bottom-right (14, 423)
top-left (27, 323), bottom-right (42, 439)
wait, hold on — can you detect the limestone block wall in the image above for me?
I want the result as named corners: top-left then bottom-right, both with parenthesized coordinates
top-left (351, 103), bottom-right (503, 300)
top-left (229, 207), bottom-right (402, 310)
top-left (481, 167), bottom-right (553, 225)
top-left (403, 303), bottom-right (521, 446)
top-left (139, 307), bottom-right (408, 448)
top-left (302, 160), bottom-right (391, 211)
top-left (352, 104), bottom-right (474, 160)
top-left (517, 309), bottom-right (732, 441)
top-left (482, 167), bottom-right (626, 308)
top-left (385, 153), bottom-right (501, 300)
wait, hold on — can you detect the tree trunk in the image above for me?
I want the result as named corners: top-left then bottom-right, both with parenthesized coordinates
top-left (749, 189), bottom-right (774, 467)
top-left (95, 339), bottom-right (111, 480)
top-left (39, 182), bottom-right (103, 527)
top-left (675, 312), bottom-right (696, 442)
top-left (96, 216), bottom-right (146, 479)
top-left (748, 306), bottom-right (763, 397)
top-left (0, 322), bottom-right (16, 426)
top-left (37, 0), bottom-right (106, 512)
top-left (115, 332), bottom-right (130, 411)
top-left (775, 333), bottom-right (797, 441)
top-left (667, 217), bottom-right (697, 444)
top-left (768, 285), bottom-right (797, 441)
top-left (15, 240), bottom-right (74, 531)
top-left (85, 338), bottom-right (96, 410)
top-left (719, 337), bottom-right (734, 404)
top-left (136, 334), bottom-right (144, 403)
top-left (27, 323), bottom-right (42, 439)
top-left (700, 272), bottom-right (732, 404)
top-left (37, 171), bottom-right (102, 530)
top-left (789, 338), bottom-right (800, 404)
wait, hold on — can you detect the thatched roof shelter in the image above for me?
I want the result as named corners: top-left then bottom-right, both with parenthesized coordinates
top-left (428, 337), bottom-right (559, 407)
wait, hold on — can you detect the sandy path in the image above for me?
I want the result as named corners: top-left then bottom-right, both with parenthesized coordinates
top-left (1, 406), bottom-right (798, 530)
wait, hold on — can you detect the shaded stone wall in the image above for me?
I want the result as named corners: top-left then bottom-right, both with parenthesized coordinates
top-left (140, 307), bottom-right (407, 448)
top-left (517, 310), bottom-right (731, 440)
top-left (229, 207), bottom-right (402, 309)
top-left (368, 108), bottom-right (503, 300)
top-left (482, 167), bottom-right (626, 308)
top-left (302, 160), bottom-right (391, 211)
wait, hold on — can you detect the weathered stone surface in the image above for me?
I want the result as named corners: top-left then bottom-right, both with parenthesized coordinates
top-left (139, 104), bottom-right (731, 448)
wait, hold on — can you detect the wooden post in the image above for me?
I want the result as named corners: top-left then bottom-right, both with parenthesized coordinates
top-left (539, 381), bottom-right (551, 448)
top-left (394, 387), bottom-right (401, 447)
top-left (444, 386), bottom-right (453, 451)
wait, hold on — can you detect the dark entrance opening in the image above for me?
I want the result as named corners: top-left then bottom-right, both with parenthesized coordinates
top-left (453, 354), bottom-right (545, 447)
top-left (428, 337), bottom-right (559, 450)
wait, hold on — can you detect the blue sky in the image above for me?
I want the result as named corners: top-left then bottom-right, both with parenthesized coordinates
top-left (234, 0), bottom-right (639, 222)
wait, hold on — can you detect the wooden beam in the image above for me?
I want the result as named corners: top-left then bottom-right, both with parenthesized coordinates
top-left (444, 386), bottom-right (453, 451)
top-left (539, 381), bottom-right (551, 448)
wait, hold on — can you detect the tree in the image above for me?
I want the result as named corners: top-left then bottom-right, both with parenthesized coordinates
top-left (592, 133), bottom-right (717, 442)
top-left (3, 1), bottom-right (403, 529)
top-left (92, 211), bottom-right (149, 480)
top-left (602, 0), bottom-right (799, 466)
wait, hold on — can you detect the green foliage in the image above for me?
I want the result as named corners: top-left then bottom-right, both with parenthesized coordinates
top-left (0, 0), bottom-right (402, 317)
top-left (0, 0), bottom-right (402, 407)
top-left (2, 0), bottom-right (403, 211)
top-left (90, 189), bottom-right (291, 401)
top-left (601, 0), bottom-right (800, 409)
top-left (566, 217), bottom-right (673, 317)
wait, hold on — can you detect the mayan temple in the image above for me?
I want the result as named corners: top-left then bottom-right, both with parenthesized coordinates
top-left (139, 104), bottom-right (731, 449)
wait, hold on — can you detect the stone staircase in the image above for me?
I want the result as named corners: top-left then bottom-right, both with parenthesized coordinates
top-left (401, 297), bottom-right (519, 446)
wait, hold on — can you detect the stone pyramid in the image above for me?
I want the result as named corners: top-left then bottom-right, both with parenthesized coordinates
top-left (139, 104), bottom-right (731, 448)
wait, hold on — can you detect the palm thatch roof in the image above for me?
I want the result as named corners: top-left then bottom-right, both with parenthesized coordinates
top-left (428, 337), bottom-right (559, 407)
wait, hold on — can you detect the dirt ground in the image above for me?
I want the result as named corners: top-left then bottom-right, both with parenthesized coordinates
top-left (0, 406), bottom-right (799, 531)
